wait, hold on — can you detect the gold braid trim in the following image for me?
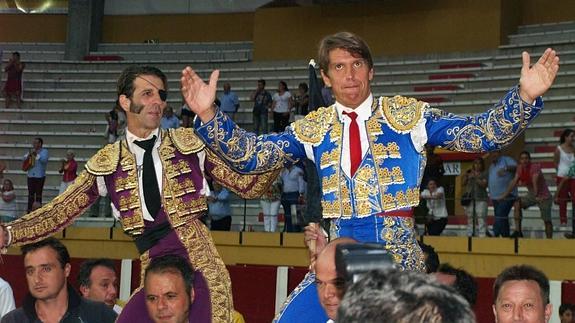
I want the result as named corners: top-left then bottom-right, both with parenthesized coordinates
top-left (206, 150), bottom-right (282, 199)
top-left (381, 96), bottom-right (425, 134)
top-left (291, 106), bottom-right (336, 146)
top-left (169, 127), bottom-right (206, 155)
top-left (7, 171), bottom-right (98, 246)
top-left (175, 220), bottom-right (233, 323)
top-left (85, 142), bottom-right (121, 176)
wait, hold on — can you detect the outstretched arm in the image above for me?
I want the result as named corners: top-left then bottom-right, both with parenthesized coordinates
top-left (180, 67), bottom-right (220, 123)
top-left (518, 48), bottom-right (559, 103)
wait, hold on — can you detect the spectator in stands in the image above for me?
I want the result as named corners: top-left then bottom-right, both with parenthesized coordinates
top-left (2, 52), bottom-right (25, 109)
top-left (58, 149), bottom-right (77, 195)
top-left (559, 303), bottom-right (574, 323)
top-left (0, 277), bottom-right (15, 318)
top-left (493, 264), bottom-right (552, 323)
top-left (293, 82), bottom-right (310, 118)
top-left (182, 31), bottom-right (559, 271)
top-left (422, 144), bottom-right (445, 189)
top-left (554, 129), bottom-right (575, 226)
top-left (434, 263), bottom-right (478, 306)
top-left (501, 151), bottom-right (553, 239)
top-left (0, 179), bottom-right (17, 223)
top-left (418, 240), bottom-right (440, 274)
top-left (22, 137), bottom-right (48, 213)
top-left (280, 165), bottom-right (306, 232)
top-left (261, 176), bottom-right (282, 232)
top-left (77, 258), bottom-right (122, 314)
top-left (219, 82), bottom-right (240, 120)
top-left (105, 107), bottom-right (119, 144)
top-left (558, 158), bottom-right (575, 239)
top-left (144, 255), bottom-right (195, 323)
top-left (337, 268), bottom-right (475, 323)
top-left (160, 105), bottom-right (180, 129)
top-left (1, 237), bottom-right (117, 323)
top-left (463, 157), bottom-right (490, 237)
top-left (489, 151), bottom-right (518, 237)
top-left (0, 161), bottom-right (5, 179)
top-left (207, 181), bottom-right (232, 231)
top-left (180, 100), bottom-right (194, 128)
top-left (0, 65), bottom-right (275, 323)
top-left (250, 79), bottom-right (272, 135)
top-left (272, 81), bottom-right (292, 132)
top-left (421, 179), bottom-right (448, 236)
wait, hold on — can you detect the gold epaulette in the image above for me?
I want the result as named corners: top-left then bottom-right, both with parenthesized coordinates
top-left (85, 142), bottom-right (121, 176)
top-left (168, 127), bottom-right (205, 155)
top-left (381, 96), bottom-right (426, 134)
top-left (291, 106), bottom-right (336, 146)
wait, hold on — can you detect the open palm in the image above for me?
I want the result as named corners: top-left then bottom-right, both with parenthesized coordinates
top-left (180, 67), bottom-right (220, 122)
top-left (519, 48), bottom-right (559, 103)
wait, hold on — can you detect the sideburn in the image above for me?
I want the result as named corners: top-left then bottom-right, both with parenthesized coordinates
top-left (130, 101), bottom-right (145, 114)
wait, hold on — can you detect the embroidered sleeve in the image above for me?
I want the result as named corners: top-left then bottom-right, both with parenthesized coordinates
top-left (7, 171), bottom-right (101, 246)
top-left (194, 110), bottom-right (305, 174)
top-left (204, 150), bottom-right (282, 199)
top-left (425, 86), bottom-right (543, 152)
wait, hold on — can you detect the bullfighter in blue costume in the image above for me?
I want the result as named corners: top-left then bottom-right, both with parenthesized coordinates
top-left (180, 32), bottom-right (559, 321)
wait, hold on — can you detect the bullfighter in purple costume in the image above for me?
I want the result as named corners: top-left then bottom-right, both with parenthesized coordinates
top-left (0, 66), bottom-right (277, 323)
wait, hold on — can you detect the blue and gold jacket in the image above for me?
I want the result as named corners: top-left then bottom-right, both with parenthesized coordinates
top-left (196, 87), bottom-right (542, 219)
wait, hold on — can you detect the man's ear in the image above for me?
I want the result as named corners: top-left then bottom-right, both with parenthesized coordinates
top-left (320, 70), bottom-right (332, 88)
top-left (492, 304), bottom-right (498, 323)
top-left (544, 303), bottom-right (552, 323)
top-left (79, 285), bottom-right (89, 298)
top-left (119, 95), bottom-right (131, 113)
top-left (64, 263), bottom-right (71, 278)
top-left (189, 288), bottom-right (195, 304)
top-left (368, 67), bottom-right (374, 81)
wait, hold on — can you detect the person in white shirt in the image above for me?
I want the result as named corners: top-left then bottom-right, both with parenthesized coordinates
top-left (0, 277), bottom-right (15, 318)
top-left (272, 81), bottom-right (292, 132)
top-left (421, 179), bottom-right (448, 236)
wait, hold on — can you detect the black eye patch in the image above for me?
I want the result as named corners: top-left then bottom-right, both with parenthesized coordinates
top-left (159, 89), bottom-right (167, 102)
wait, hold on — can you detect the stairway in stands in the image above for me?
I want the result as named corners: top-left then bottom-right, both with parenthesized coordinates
top-left (1, 20), bottom-right (574, 234)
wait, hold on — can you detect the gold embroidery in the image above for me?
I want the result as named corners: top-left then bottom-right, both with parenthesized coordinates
top-left (114, 175), bottom-right (137, 192)
top-left (169, 127), bottom-right (205, 154)
top-left (379, 168), bottom-right (392, 185)
top-left (85, 142), bottom-right (120, 176)
top-left (355, 165), bottom-right (375, 183)
top-left (356, 200), bottom-right (372, 217)
top-left (382, 96), bottom-right (425, 133)
top-left (320, 149), bottom-right (339, 169)
top-left (383, 193), bottom-right (395, 210)
top-left (391, 166), bottom-right (405, 184)
top-left (322, 174), bottom-right (338, 194)
top-left (292, 106), bottom-right (337, 145)
top-left (366, 117), bottom-right (383, 135)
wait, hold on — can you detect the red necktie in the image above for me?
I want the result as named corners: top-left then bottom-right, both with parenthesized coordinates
top-left (343, 111), bottom-right (361, 176)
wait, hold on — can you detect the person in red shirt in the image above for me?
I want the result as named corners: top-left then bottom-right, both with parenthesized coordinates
top-left (58, 150), bottom-right (78, 195)
top-left (500, 151), bottom-right (553, 238)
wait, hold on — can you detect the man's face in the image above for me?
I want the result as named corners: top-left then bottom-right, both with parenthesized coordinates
top-left (315, 257), bottom-right (343, 320)
top-left (320, 48), bottom-right (373, 109)
top-left (257, 81), bottom-right (264, 91)
top-left (120, 75), bottom-right (167, 132)
top-left (223, 83), bottom-right (231, 93)
top-left (493, 280), bottom-right (552, 323)
top-left (519, 153), bottom-right (531, 166)
top-left (32, 139), bottom-right (42, 150)
top-left (80, 265), bottom-right (118, 307)
top-left (560, 309), bottom-right (573, 323)
top-left (24, 246), bottom-right (70, 301)
top-left (145, 272), bottom-right (193, 323)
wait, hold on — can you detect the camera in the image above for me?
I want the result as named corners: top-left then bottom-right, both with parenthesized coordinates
top-left (335, 243), bottom-right (394, 285)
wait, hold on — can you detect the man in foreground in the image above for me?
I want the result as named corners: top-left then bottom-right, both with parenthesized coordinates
top-left (492, 264), bottom-right (552, 323)
top-left (1, 238), bottom-right (116, 323)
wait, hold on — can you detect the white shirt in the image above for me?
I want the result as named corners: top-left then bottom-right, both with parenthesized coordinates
top-left (0, 277), bottom-right (15, 318)
top-left (273, 91), bottom-right (292, 113)
top-left (421, 187), bottom-right (448, 219)
top-left (336, 94), bottom-right (373, 177)
top-left (97, 129), bottom-right (208, 222)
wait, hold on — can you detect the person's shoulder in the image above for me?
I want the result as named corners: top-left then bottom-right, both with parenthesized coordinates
top-left (168, 127), bottom-right (205, 155)
top-left (291, 105), bottom-right (337, 145)
top-left (85, 141), bottom-right (121, 176)
top-left (380, 95), bottom-right (426, 133)
top-left (79, 298), bottom-right (117, 322)
top-left (1, 307), bottom-right (26, 322)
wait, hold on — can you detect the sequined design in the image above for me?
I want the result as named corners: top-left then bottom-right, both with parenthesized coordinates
top-left (168, 127), bottom-right (205, 154)
top-left (8, 171), bottom-right (100, 245)
top-left (292, 106), bottom-right (337, 145)
top-left (175, 220), bottom-right (234, 323)
top-left (381, 95), bottom-right (425, 134)
top-left (378, 217), bottom-right (426, 272)
top-left (86, 141), bottom-right (120, 175)
top-left (272, 272), bottom-right (317, 322)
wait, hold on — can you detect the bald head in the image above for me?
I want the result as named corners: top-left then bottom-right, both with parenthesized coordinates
top-left (315, 238), bottom-right (357, 320)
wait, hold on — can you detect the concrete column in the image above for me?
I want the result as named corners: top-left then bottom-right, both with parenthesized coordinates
top-left (64, 0), bottom-right (105, 60)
